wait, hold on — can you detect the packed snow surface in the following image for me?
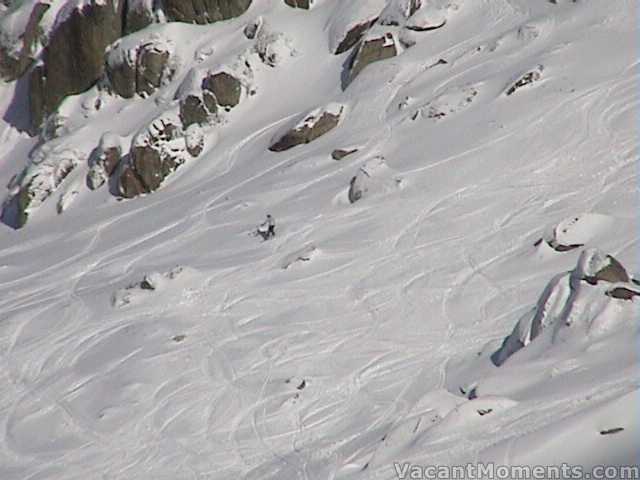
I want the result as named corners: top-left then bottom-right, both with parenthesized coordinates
top-left (0, 0), bottom-right (638, 479)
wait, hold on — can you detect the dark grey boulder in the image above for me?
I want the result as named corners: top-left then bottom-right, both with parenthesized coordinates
top-left (332, 148), bottom-right (358, 160)
top-left (179, 94), bottom-right (213, 128)
top-left (202, 71), bottom-right (242, 108)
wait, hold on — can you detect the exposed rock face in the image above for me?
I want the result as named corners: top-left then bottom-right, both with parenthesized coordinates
top-left (346, 31), bottom-right (399, 87)
top-left (202, 71), bottom-right (242, 108)
top-left (269, 104), bottom-right (344, 152)
top-left (582, 255), bottom-right (629, 285)
top-left (124, 0), bottom-right (155, 34)
top-left (177, 68), bottom-right (245, 127)
top-left (334, 19), bottom-right (378, 55)
top-left (29, 0), bottom-right (124, 132)
top-left (492, 249), bottom-right (635, 367)
top-left (106, 37), bottom-right (176, 99)
top-left (0, 2), bottom-right (50, 81)
top-left (161, 0), bottom-right (252, 24)
top-left (179, 94), bottom-right (214, 127)
top-left (284, 0), bottom-right (314, 9)
top-left (87, 133), bottom-right (123, 190)
top-left (118, 114), bottom-right (203, 198)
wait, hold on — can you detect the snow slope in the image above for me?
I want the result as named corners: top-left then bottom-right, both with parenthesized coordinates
top-left (0, 0), bottom-right (638, 479)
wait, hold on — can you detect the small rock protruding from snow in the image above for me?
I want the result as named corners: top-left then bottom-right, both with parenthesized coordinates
top-left (112, 266), bottom-right (187, 307)
top-left (505, 65), bottom-right (544, 96)
top-left (535, 213), bottom-right (616, 252)
top-left (280, 244), bottom-right (318, 270)
top-left (348, 156), bottom-right (402, 204)
top-left (331, 148), bottom-right (359, 160)
top-left (269, 103), bottom-right (344, 152)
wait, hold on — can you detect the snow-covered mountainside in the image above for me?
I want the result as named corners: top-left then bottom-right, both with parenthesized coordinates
top-left (0, 0), bottom-right (638, 478)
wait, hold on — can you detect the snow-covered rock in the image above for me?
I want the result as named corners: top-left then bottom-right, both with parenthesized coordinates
top-left (0, 1), bottom-right (50, 81)
top-left (118, 111), bottom-right (203, 198)
top-left (86, 132), bottom-right (123, 190)
top-left (326, 1), bottom-right (385, 54)
top-left (106, 33), bottom-right (177, 99)
top-left (269, 103), bottom-right (344, 152)
top-left (348, 156), bottom-right (402, 203)
top-left (492, 249), bottom-right (633, 366)
top-left (505, 64), bottom-right (544, 96)
top-left (1, 144), bottom-right (82, 227)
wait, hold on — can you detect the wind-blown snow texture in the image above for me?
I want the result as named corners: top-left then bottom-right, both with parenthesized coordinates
top-left (0, 0), bottom-right (638, 479)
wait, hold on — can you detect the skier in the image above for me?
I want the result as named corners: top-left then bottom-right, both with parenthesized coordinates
top-left (257, 214), bottom-right (276, 240)
top-left (266, 214), bottom-right (276, 239)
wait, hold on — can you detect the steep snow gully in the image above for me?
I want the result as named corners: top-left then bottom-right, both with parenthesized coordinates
top-left (0, 0), bottom-right (638, 479)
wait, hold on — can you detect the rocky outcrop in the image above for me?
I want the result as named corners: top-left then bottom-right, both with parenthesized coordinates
top-left (346, 31), bottom-right (400, 87)
top-left (582, 254), bottom-right (629, 285)
top-left (86, 133), bottom-right (123, 190)
top-left (118, 114), bottom-right (204, 198)
top-left (492, 249), bottom-right (635, 367)
top-left (334, 19), bottom-right (378, 55)
top-left (0, 2), bottom-right (50, 81)
top-left (269, 104), bottom-right (344, 152)
top-left (177, 68), bottom-right (247, 127)
top-left (161, 0), bottom-right (252, 24)
top-left (2, 146), bottom-right (81, 228)
top-left (284, 0), bottom-right (314, 9)
top-left (29, 0), bottom-right (124, 133)
top-left (106, 36), bottom-right (176, 99)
